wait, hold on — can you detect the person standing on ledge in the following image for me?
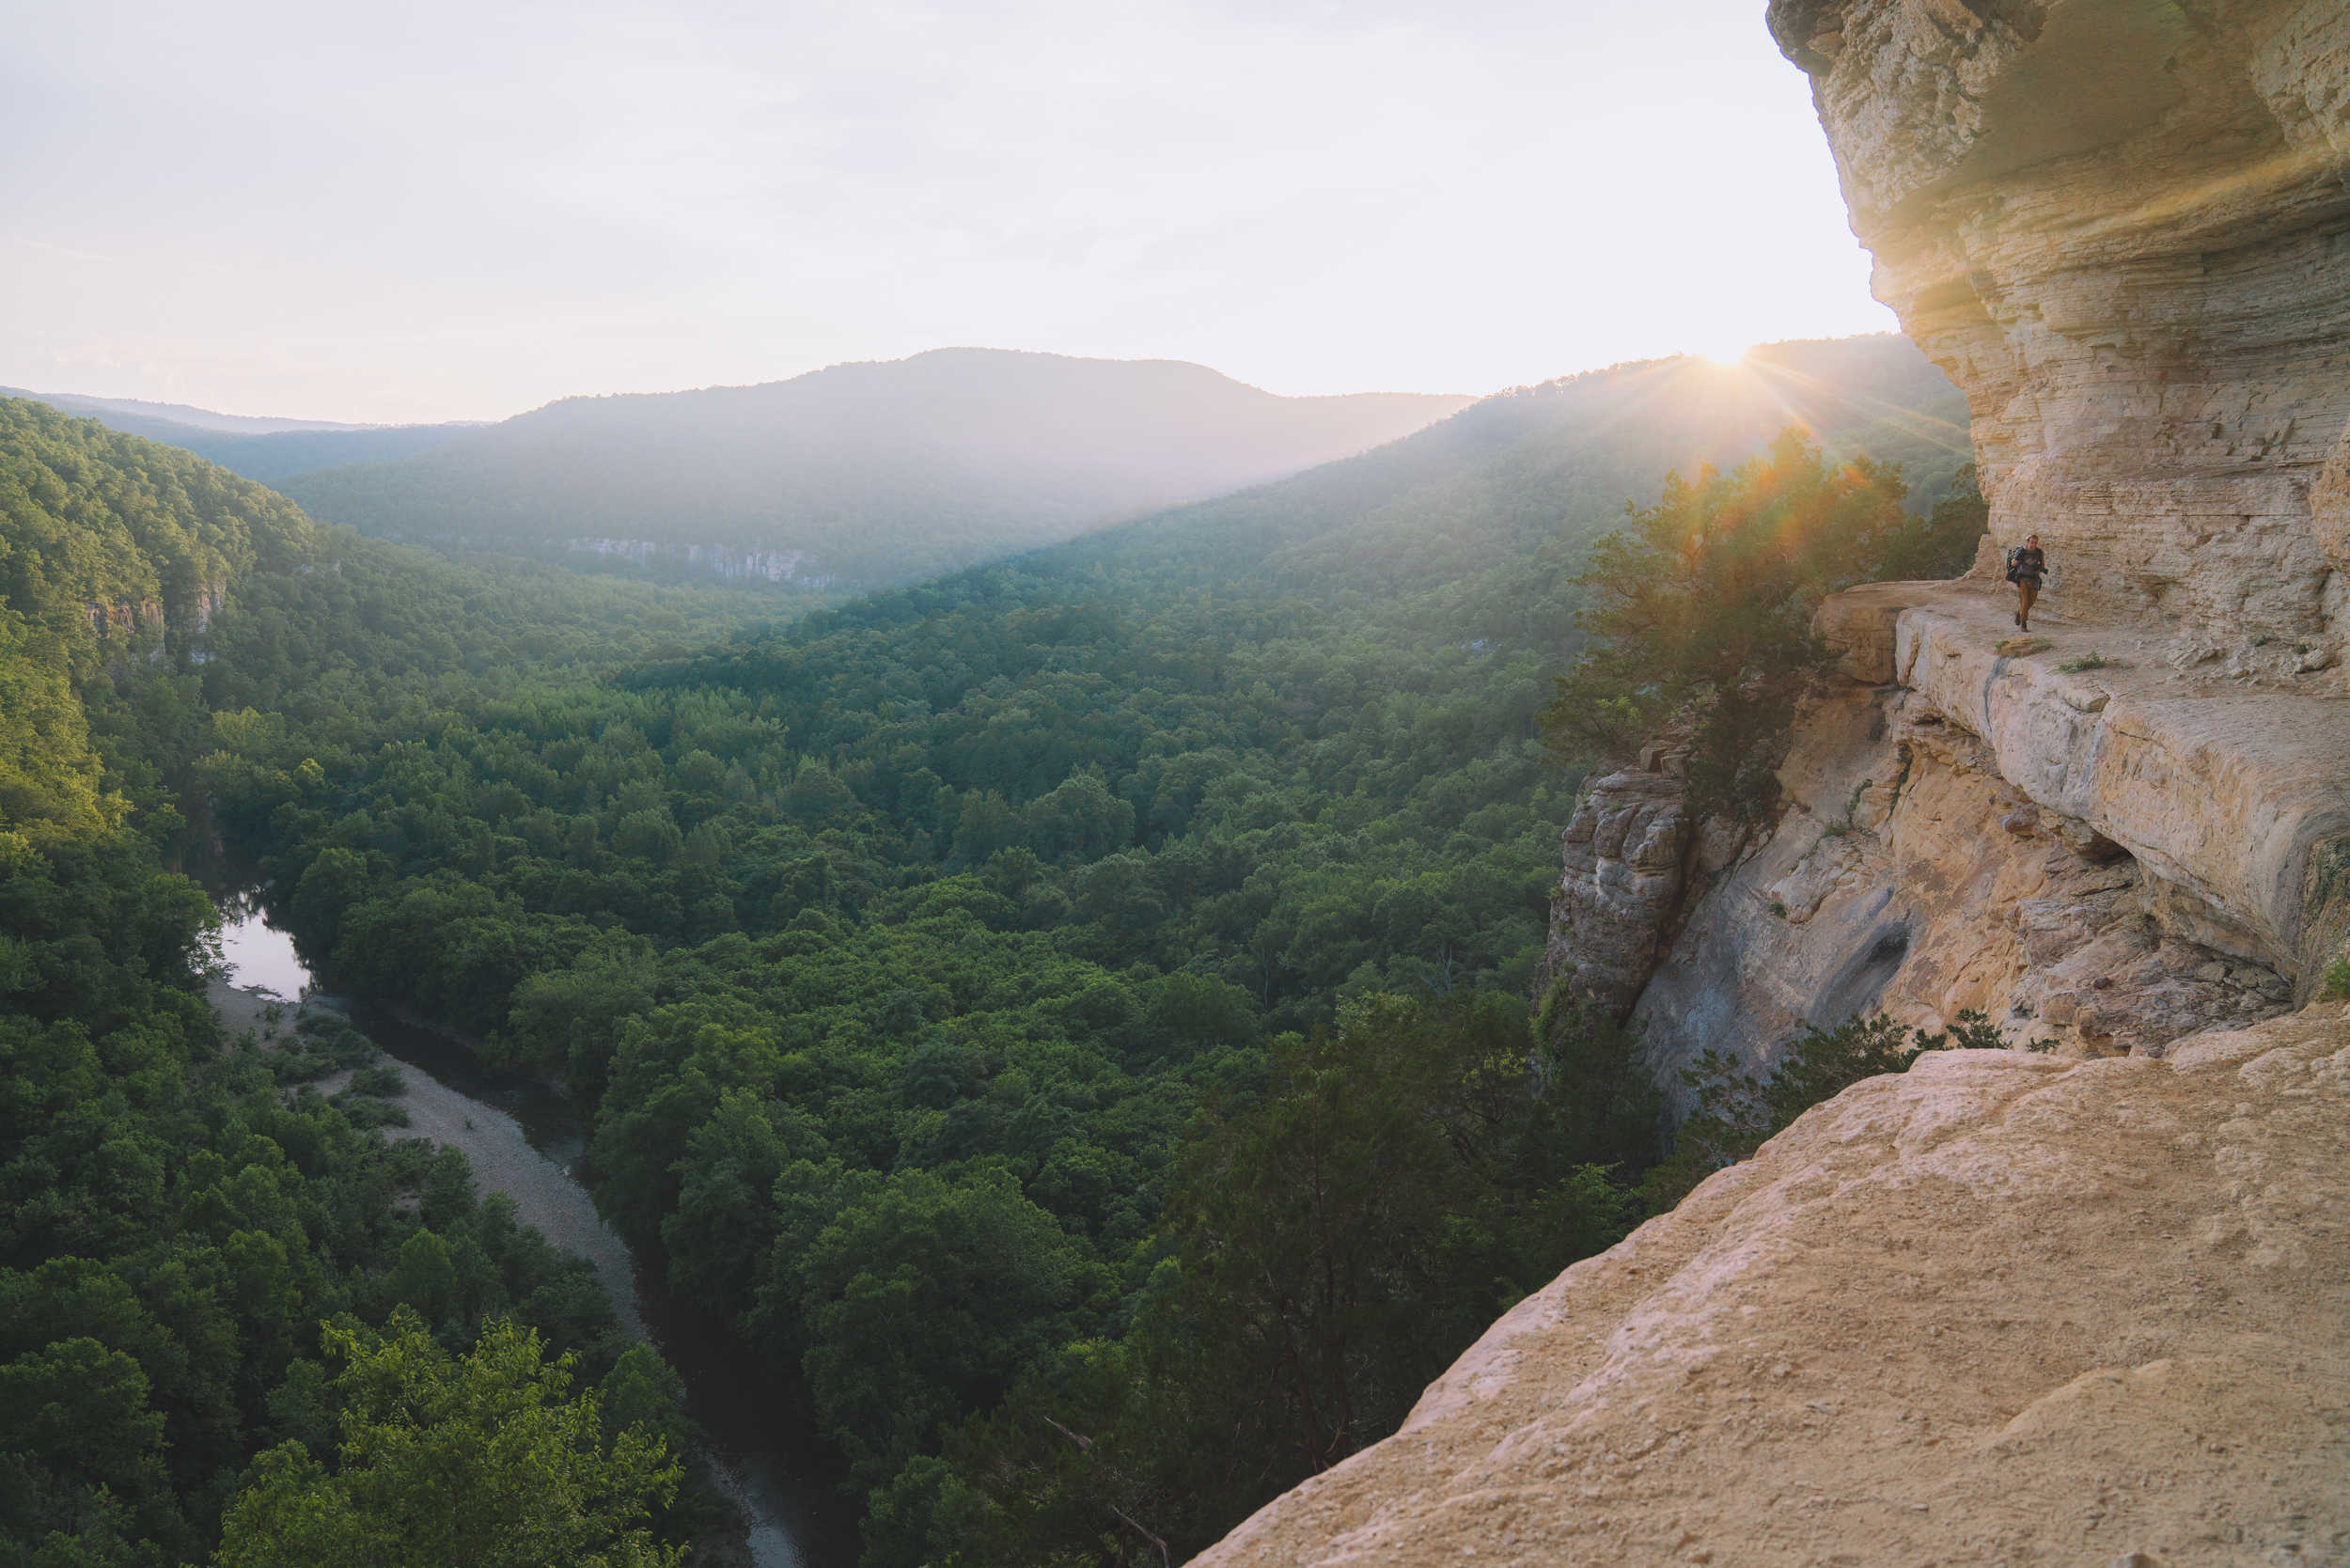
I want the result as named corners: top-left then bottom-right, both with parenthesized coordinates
top-left (2007, 533), bottom-right (2046, 630)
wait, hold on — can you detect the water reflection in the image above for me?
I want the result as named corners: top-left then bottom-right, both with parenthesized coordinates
top-left (212, 901), bottom-right (856, 1566)
top-left (215, 893), bottom-right (313, 1000)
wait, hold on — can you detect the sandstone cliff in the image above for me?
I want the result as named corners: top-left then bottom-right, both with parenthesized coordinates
top-left (1627, 576), bottom-right (2348, 1105)
top-left (1770, 0), bottom-right (2350, 675)
top-left (1198, 5), bottom-right (2350, 1561)
top-left (1196, 1008), bottom-right (2350, 1566)
top-left (1575, 0), bottom-right (2350, 1090)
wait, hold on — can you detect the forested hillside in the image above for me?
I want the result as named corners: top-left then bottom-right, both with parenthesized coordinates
top-left (0, 398), bottom-right (747, 1566)
top-left (0, 329), bottom-right (1983, 1566)
top-left (274, 349), bottom-right (1474, 588)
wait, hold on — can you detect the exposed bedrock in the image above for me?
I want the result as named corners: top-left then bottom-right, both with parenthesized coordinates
top-left (1197, 12), bottom-right (2350, 1561)
top-left (1764, 0), bottom-right (2350, 667)
top-left (1535, 766), bottom-right (1700, 1019)
top-left (1613, 580), bottom-right (2350, 1109)
top-left (1195, 1007), bottom-right (2350, 1567)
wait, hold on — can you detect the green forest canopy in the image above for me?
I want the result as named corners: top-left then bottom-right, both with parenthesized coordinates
top-left (0, 338), bottom-right (1983, 1568)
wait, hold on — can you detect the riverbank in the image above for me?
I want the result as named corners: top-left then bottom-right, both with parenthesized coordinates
top-left (212, 977), bottom-right (650, 1341)
top-left (207, 963), bottom-right (847, 1567)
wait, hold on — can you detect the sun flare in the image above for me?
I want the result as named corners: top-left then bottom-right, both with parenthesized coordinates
top-left (1695, 339), bottom-right (1754, 367)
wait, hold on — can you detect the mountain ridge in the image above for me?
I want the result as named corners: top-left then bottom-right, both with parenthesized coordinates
top-left (272, 347), bottom-right (1478, 588)
top-left (0, 387), bottom-right (485, 482)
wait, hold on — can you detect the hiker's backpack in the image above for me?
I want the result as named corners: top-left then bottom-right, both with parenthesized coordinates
top-left (2003, 546), bottom-right (2021, 584)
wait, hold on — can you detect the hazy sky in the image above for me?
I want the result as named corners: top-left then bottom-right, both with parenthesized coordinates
top-left (5, 1), bottom-right (1894, 425)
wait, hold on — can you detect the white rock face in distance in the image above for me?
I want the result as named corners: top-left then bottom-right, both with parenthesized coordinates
top-left (1765, 0), bottom-right (2350, 674)
top-left (1194, 1007), bottom-right (2350, 1566)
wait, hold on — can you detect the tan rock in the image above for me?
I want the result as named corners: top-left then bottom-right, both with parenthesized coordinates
top-left (1820, 580), bottom-right (2350, 990)
top-left (1538, 766), bottom-right (1698, 1017)
top-left (1767, 0), bottom-right (2350, 670)
top-left (1634, 699), bottom-right (2282, 1099)
top-left (1193, 1005), bottom-right (2350, 1568)
top-left (1268, 13), bottom-right (2350, 1566)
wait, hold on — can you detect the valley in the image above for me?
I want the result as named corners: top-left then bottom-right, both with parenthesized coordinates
top-left (0, 329), bottom-right (1977, 1565)
top-left (8, 1), bottom-right (2345, 1555)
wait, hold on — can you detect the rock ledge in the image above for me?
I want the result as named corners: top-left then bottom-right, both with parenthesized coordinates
top-left (1196, 1006), bottom-right (2350, 1567)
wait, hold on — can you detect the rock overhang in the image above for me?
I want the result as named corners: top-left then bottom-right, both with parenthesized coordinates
top-left (1766, 0), bottom-right (2350, 659)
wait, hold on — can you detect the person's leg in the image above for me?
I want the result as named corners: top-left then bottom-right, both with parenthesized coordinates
top-left (2019, 579), bottom-right (2039, 630)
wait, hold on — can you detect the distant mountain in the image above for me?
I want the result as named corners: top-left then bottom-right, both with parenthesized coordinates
top-left (17, 390), bottom-right (370, 433)
top-left (270, 349), bottom-right (1477, 588)
top-left (0, 388), bottom-right (482, 483)
top-left (1047, 333), bottom-right (1970, 604)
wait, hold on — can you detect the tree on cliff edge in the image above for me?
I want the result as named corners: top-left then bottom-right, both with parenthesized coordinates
top-left (1543, 428), bottom-right (1910, 820)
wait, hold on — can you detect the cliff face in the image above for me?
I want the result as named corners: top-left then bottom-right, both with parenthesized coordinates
top-left (1198, 7), bottom-right (2350, 1562)
top-left (1556, 0), bottom-right (2350, 1101)
top-left (1769, 0), bottom-right (2350, 671)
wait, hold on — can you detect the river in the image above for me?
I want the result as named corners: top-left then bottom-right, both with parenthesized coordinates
top-left (214, 901), bottom-right (860, 1567)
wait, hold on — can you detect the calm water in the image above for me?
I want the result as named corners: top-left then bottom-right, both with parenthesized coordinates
top-left (216, 903), bottom-right (859, 1567)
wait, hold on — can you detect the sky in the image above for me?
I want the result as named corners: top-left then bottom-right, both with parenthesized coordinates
top-left (3, 0), bottom-right (1896, 426)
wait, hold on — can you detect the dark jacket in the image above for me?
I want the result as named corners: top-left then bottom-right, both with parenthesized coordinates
top-left (2008, 546), bottom-right (2045, 584)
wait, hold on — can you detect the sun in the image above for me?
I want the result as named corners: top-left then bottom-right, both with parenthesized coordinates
top-left (1694, 338), bottom-right (1753, 368)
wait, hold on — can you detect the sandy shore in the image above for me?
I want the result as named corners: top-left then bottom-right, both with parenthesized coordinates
top-left (210, 979), bottom-right (646, 1341)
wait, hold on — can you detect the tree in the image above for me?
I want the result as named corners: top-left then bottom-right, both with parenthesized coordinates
top-left (1532, 985), bottom-right (1665, 1175)
top-left (213, 1312), bottom-right (682, 1568)
top-left (1640, 1009), bottom-right (2002, 1210)
top-left (1166, 993), bottom-right (1636, 1482)
top-left (1546, 429), bottom-right (1910, 819)
top-left (1874, 461), bottom-right (1988, 582)
top-left (785, 1168), bottom-right (1083, 1487)
top-left (0, 1337), bottom-right (168, 1503)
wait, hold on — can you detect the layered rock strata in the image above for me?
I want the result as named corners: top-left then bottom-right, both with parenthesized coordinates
top-left (1542, 587), bottom-right (2344, 1107)
top-left (1196, 1006), bottom-right (2350, 1567)
top-left (1536, 766), bottom-right (1700, 1018)
top-left (1766, 0), bottom-right (2350, 673)
top-left (1819, 580), bottom-right (2350, 982)
top-left (1631, 582), bottom-right (2348, 1102)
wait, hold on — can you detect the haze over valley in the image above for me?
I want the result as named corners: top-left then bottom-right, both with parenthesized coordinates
top-left (8, 4), bottom-right (2342, 1568)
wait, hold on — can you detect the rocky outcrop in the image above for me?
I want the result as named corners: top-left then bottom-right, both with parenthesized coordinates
top-left (1819, 581), bottom-right (2350, 983)
top-left (1537, 764), bottom-right (1700, 1018)
top-left (1634, 589), bottom-right (2320, 1103)
top-left (1522, 563), bottom-right (2350, 1129)
top-left (82, 597), bottom-right (165, 641)
top-left (1195, 1005), bottom-right (2350, 1567)
top-left (1767, 0), bottom-right (2350, 676)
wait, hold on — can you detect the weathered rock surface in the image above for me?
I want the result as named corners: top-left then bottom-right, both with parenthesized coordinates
top-left (1767, 0), bottom-right (2350, 673)
top-left (1818, 579), bottom-right (2350, 980)
top-left (1194, 1005), bottom-right (2350, 1567)
top-left (1537, 767), bottom-right (1699, 1018)
top-left (1592, 579), bottom-right (2342, 1107)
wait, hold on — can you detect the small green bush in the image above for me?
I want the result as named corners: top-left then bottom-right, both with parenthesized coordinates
top-left (2057, 651), bottom-right (2109, 674)
top-left (335, 1097), bottom-right (413, 1129)
top-left (345, 1062), bottom-right (406, 1098)
top-left (2323, 955), bottom-right (2350, 1002)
